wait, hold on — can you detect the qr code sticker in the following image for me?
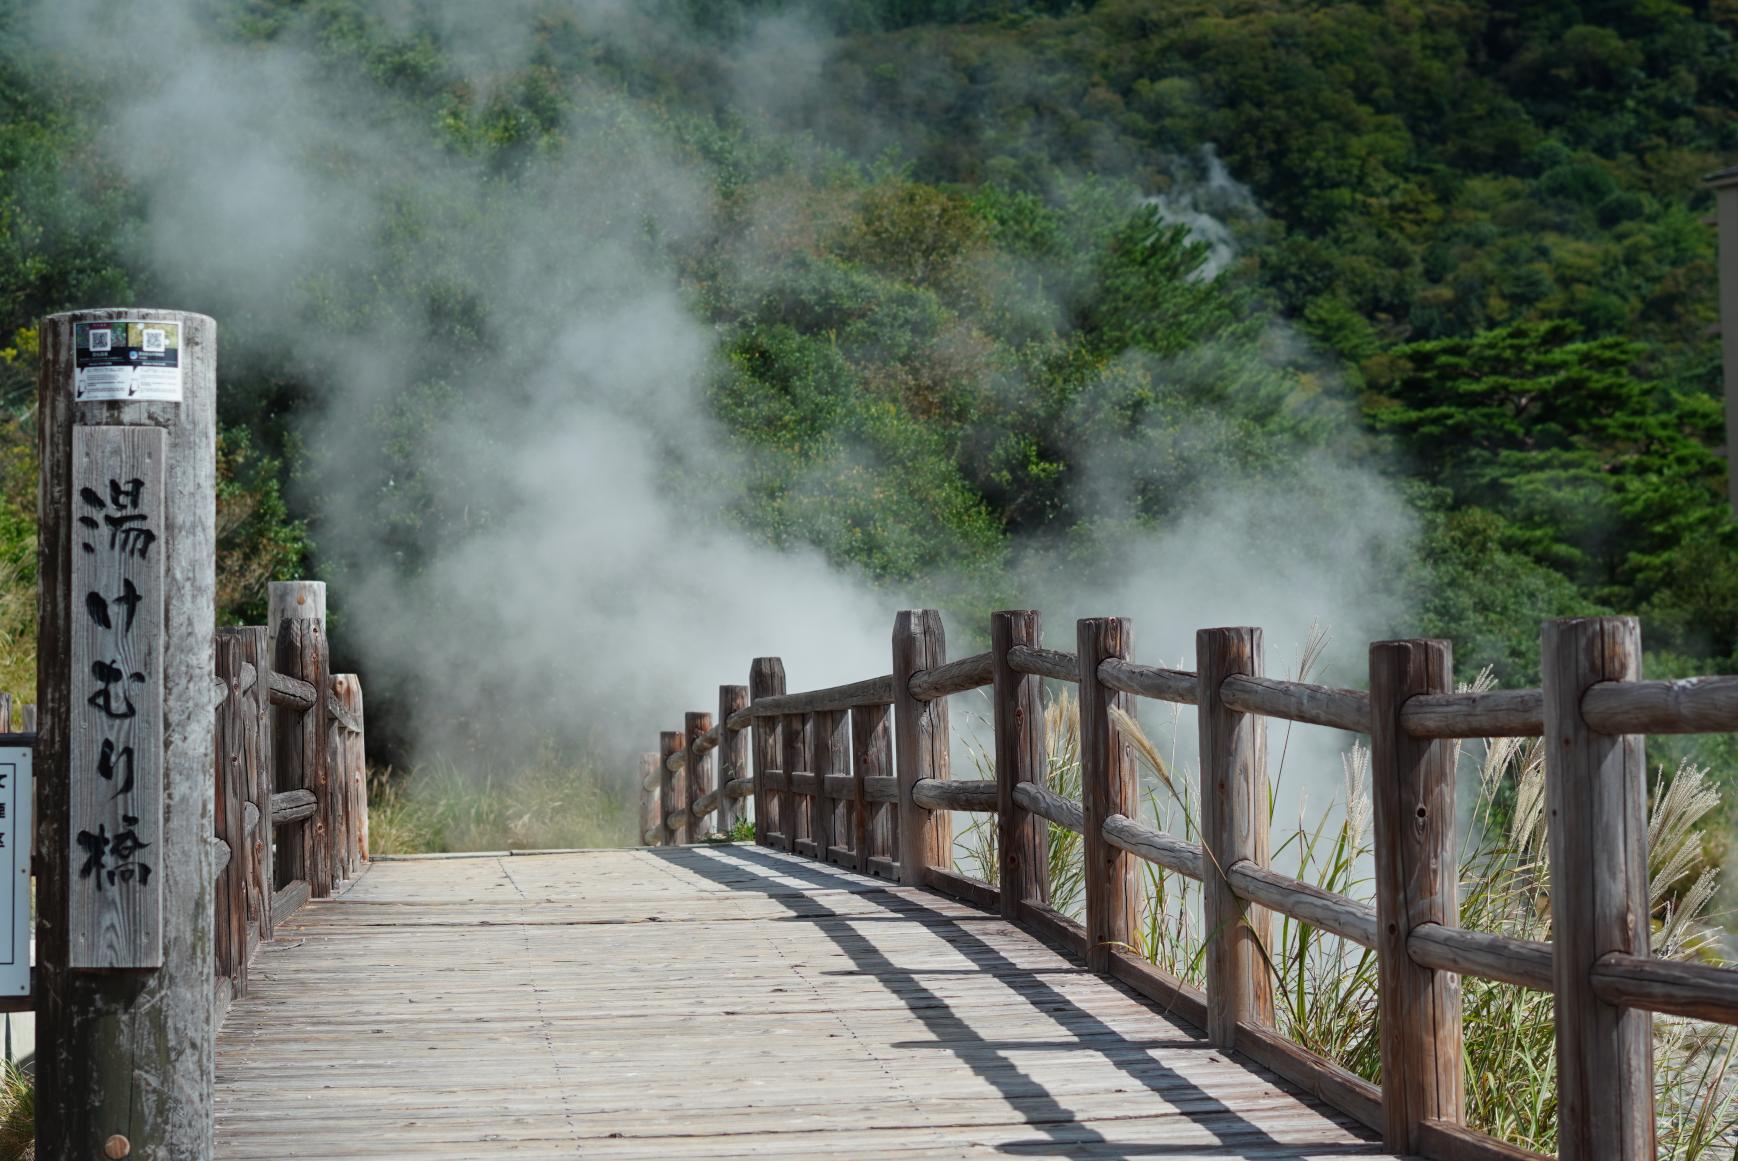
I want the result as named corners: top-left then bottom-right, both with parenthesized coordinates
top-left (142, 328), bottom-right (166, 354)
top-left (89, 328), bottom-right (112, 354)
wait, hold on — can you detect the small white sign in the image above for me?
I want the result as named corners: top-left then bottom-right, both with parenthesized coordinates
top-left (73, 319), bottom-right (183, 403)
top-left (0, 746), bottom-right (30, 997)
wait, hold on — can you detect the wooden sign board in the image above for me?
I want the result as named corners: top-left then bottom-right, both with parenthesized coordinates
top-left (0, 742), bottom-right (29, 996)
top-left (69, 425), bottom-right (164, 969)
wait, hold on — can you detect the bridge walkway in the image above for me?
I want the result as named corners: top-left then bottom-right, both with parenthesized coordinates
top-left (213, 844), bottom-right (1396, 1160)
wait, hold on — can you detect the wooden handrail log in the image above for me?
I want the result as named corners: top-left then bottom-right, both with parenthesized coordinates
top-left (1101, 813), bottom-right (1203, 879)
top-left (911, 777), bottom-right (997, 812)
top-left (746, 675), bottom-right (895, 718)
top-left (1006, 645), bottom-right (1079, 681)
top-left (1011, 780), bottom-right (1084, 833)
top-left (214, 836), bottom-right (230, 875)
top-left (1225, 859), bottom-right (1377, 946)
top-left (641, 763), bottom-right (661, 792)
top-left (243, 801), bottom-right (259, 837)
top-left (907, 651), bottom-right (993, 701)
top-left (691, 721), bottom-right (724, 755)
top-left (1591, 952), bottom-right (1738, 1023)
top-left (683, 775), bottom-right (758, 825)
top-left (1221, 675), bottom-right (1370, 734)
top-left (1401, 689), bottom-right (1543, 738)
top-left (1098, 658), bottom-right (1196, 704)
top-left (1416, 1118), bottom-right (1551, 1161)
top-left (1582, 675), bottom-right (1738, 736)
top-left (271, 789), bottom-right (317, 825)
top-left (665, 748), bottom-right (687, 775)
top-left (1406, 922), bottom-right (1553, 992)
top-left (326, 691), bottom-right (362, 734)
top-left (238, 660), bottom-right (258, 697)
top-left (268, 670), bottom-right (318, 711)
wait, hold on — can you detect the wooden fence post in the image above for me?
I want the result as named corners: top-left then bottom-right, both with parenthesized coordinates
top-left (1543, 616), bottom-right (1654, 1161)
top-left (340, 675), bottom-right (367, 871)
top-left (784, 711), bottom-right (815, 857)
top-left (36, 307), bottom-right (217, 1158)
top-left (1078, 617), bottom-right (1136, 974)
top-left (213, 631), bottom-right (250, 1001)
top-left (815, 708), bottom-right (847, 863)
top-left (892, 610), bottom-right (951, 889)
top-left (1197, 626), bottom-right (1275, 1048)
top-left (1369, 639), bottom-right (1463, 1153)
top-left (993, 610), bottom-right (1047, 921)
top-left (749, 658), bottom-right (785, 849)
top-left (660, 730), bottom-right (687, 845)
top-left (717, 685), bottom-right (749, 836)
top-left (236, 626), bottom-right (272, 943)
top-left (685, 711), bottom-right (714, 839)
top-left (270, 580), bottom-right (330, 898)
top-left (640, 753), bottom-right (663, 846)
top-left (851, 703), bottom-right (892, 877)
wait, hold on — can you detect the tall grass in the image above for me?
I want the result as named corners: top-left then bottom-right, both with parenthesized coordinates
top-left (955, 669), bottom-right (1738, 1156)
top-left (368, 744), bottom-right (635, 854)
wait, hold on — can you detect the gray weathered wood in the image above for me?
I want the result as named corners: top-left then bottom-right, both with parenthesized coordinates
top-left (1406, 923), bottom-right (1553, 992)
top-left (337, 674), bottom-right (367, 873)
top-left (235, 626), bottom-right (272, 943)
top-left (813, 709), bottom-right (847, 863)
top-left (267, 670), bottom-right (317, 710)
top-left (1097, 656), bottom-right (1196, 705)
top-left (910, 778), bottom-right (997, 812)
top-left (1590, 952), bottom-right (1738, 1023)
top-left (1415, 1118), bottom-right (1552, 1161)
top-left (1013, 780), bottom-right (1083, 833)
top-left (749, 658), bottom-right (785, 849)
top-left (69, 424), bottom-right (166, 967)
top-left (270, 581), bottom-right (330, 897)
top-left (214, 631), bottom-right (250, 994)
top-left (1197, 626), bottom-right (1274, 1048)
top-left (1221, 674), bottom-right (1370, 734)
top-left (271, 789), bottom-right (318, 824)
top-left (892, 611), bottom-right (951, 888)
top-left (782, 712), bottom-right (813, 854)
top-left (660, 730), bottom-right (688, 845)
top-left (1102, 813), bottom-right (1205, 881)
top-left (716, 686), bottom-right (749, 835)
top-left (992, 611), bottom-right (1047, 920)
top-left (640, 754), bottom-right (662, 847)
top-left (37, 307), bottom-right (217, 1160)
top-left (851, 703), bottom-right (893, 877)
top-left (906, 650), bottom-right (992, 701)
top-left (1226, 860), bottom-right (1376, 946)
top-left (1369, 639), bottom-right (1462, 1153)
top-left (1399, 689), bottom-right (1543, 739)
top-left (685, 711), bottom-right (715, 837)
top-left (746, 674), bottom-right (894, 718)
top-left (1582, 674), bottom-right (1738, 735)
top-left (1006, 644), bottom-right (1079, 681)
top-left (1542, 617), bottom-right (1653, 1161)
top-left (1078, 617), bottom-right (1136, 976)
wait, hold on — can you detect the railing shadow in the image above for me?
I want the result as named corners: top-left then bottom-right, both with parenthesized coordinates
top-left (650, 842), bottom-right (1386, 1158)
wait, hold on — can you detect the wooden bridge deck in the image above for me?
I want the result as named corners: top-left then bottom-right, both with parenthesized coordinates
top-left (214, 844), bottom-right (1396, 1160)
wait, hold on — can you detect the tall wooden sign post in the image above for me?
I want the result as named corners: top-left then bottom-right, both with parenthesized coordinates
top-left (36, 309), bottom-right (217, 1158)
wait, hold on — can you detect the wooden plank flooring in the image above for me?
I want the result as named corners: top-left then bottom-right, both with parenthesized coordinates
top-left (214, 845), bottom-right (1397, 1159)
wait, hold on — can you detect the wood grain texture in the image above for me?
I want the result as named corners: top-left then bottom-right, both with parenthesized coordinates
top-left (748, 659), bottom-right (785, 850)
top-left (1225, 861), bottom-right (1375, 947)
top-left (1006, 644), bottom-right (1079, 682)
top-left (992, 611), bottom-right (1047, 920)
top-left (1590, 952), bottom-right (1738, 1022)
top-left (1078, 617), bottom-right (1136, 976)
top-left (213, 846), bottom-right (1399, 1161)
top-left (891, 610), bottom-right (951, 888)
top-left (235, 627), bottom-right (272, 943)
top-left (1399, 689), bottom-right (1543, 739)
top-left (850, 703), bottom-right (892, 878)
top-left (911, 778), bottom-right (997, 812)
top-left (716, 686), bottom-right (749, 836)
top-left (1013, 781), bottom-right (1083, 834)
top-left (1219, 675), bottom-right (1369, 734)
top-left (270, 581), bottom-right (330, 897)
top-left (1541, 617), bottom-right (1653, 1161)
top-left (746, 675), bottom-right (893, 718)
top-left (1368, 639), bottom-right (1462, 1153)
top-left (813, 708), bottom-right (847, 865)
top-left (1197, 627), bottom-right (1274, 1048)
top-left (69, 424), bottom-right (165, 967)
top-left (1582, 674), bottom-right (1738, 735)
top-left (1102, 814), bottom-right (1203, 880)
top-left (906, 650), bottom-right (993, 701)
top-left (782, 712), bottom-right (813, 853)
top-left (37, 307), bottom-right (217, 1161)
top-left (214, 631), bottom-right (250, 993)
top-left (660, 731), bottom-right (688, 845)
top-left (685, 712), bottom-right (715, 838)
top-left (640, 754), bottom-right (662, 846)
top-left (1406, 924), bottom-right (1553, 993)
top-left (1097, 657), bottom-right (1196, 705)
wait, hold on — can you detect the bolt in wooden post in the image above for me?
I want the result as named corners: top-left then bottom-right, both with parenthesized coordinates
top-left (993, 610), bottom-right (1047, 921)
top-left (36, 308), bottom-right (217, 1158)
top-left (784, 711), bottom-right (814, 857)
top-left (1369, 639), bottom-right (1463, 1153)
top-left (270, 581), bottom-right (330, 897)
top-left (717, 685), bottom-right (749, 836)
top-left (814, 708), bottom-right (847, 863)
top-left (640, 753), bottom-right (662, 846)
top-left (749, 658), bottom-right (785, 848)
top-left (1078, 617), bottom-right (1136, 974)
top-left (1543, 617), bottom-right (1654, 1161)
top-left (685, 711), bottom-right (714, 839)
top-left (892, 610), bottom-right (951, 889)
top-left (660, 730), bottom-right (687, 845)
top-left (851, 703), bottom-right (892, 876)
top-left (1197, 626), bottom-right (1275, 1048)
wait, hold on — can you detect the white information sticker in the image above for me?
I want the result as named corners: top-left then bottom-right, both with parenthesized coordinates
top-left (73, 319), bottom-right (184, 403)
top-left (0, 745), bottom-right (30, 996)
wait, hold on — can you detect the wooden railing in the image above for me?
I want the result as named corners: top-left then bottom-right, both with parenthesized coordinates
top-left (640, 609), bottom-right (1738, 1161)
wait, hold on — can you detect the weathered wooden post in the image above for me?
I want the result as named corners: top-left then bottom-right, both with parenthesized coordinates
top-left (783, 711), bottom-right (814, 856)
top-left (1078, 617), bottom-right (1136, 974)
top-left (331, 673), bottom-right (366, 875)
top-left (640, 753), bottom-right (663, 846)
top-left (814, 708), bottom-right (847, 863)
top-left (993, 610), bottom-right (1047, 921)
top-left (685, 711), bottom-right (714, 838)
top-left (892, 610), bottom-right (951, 889)
top-left (851, 703), bottom-right (893, 877)
top-left (234, 626), bottom-right (272, 942)
top-left (749, 658), bottom-right (785, 848)
top-left (1197, 626), bottom-right (1275, 1048)
top-left (213, 632), bottom-right (250, 1001)
top-left (717, 685), bottom-right (749, 836)
top-left (269, 580), bottom-right (329, 899)
top-left (660, 730), bottom-right (687, 845)
top-left (1542, 617), bottom-right (1654, 1160)
top-left (1369, 639), bottom-right (1463, 1153)
top-left (37, 308), bottom-right (217, 1158)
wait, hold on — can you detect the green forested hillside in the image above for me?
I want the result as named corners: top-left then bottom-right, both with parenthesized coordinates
top-left (0, 0), bottom-right (1735, 723)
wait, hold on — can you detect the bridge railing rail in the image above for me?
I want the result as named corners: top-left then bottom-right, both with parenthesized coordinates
top-left (642, 609), bottom-right (1738, 1161)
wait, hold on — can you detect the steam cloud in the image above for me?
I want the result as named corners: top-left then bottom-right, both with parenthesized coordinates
top-left (24, 1), bottom-right (1413, 833)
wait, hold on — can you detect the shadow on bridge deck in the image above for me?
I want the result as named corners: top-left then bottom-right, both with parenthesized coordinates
top-left (213, 844), bottom-right (1397, 1160)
